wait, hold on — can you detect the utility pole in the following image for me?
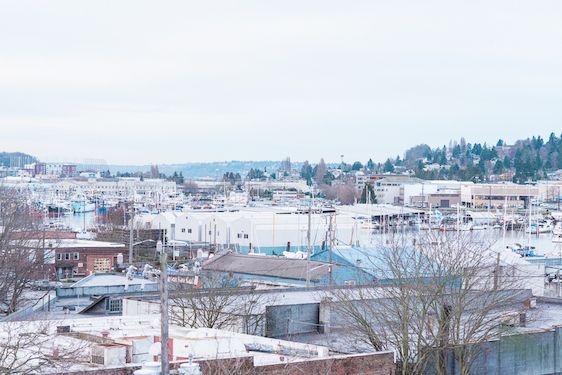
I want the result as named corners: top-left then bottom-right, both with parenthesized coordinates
top-left (159, 241), bottom-right (170, 375)
top-left (129, 205), bottom-right (134, 265)
top-left (328, 214), bottom-right (334, 287)
top-left (306, 197), bottom-right (312, 287)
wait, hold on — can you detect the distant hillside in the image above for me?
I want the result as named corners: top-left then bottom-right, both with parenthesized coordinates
top-left (382, 133), bottom-right (562, 182)
top-left (0, 152), bottom-right (37, 168)
top-left (9, 132), bottom-right (561, 184)
top-left (79, 160), bottom-right (299, 179)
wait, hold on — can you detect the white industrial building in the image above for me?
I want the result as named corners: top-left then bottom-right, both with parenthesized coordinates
top-left (139, 209), bottom-right (359, 253)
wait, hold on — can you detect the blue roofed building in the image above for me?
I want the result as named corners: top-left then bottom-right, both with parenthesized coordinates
top-left (310, 245), bottom-right (383, 285)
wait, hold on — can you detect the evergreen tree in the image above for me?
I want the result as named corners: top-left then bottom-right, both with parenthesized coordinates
top-left (383, 159), bottom-right (395, 173)
top-left (503, 155), bottom-right (511, 169)
top-left (360, 183), bottom-right (377, 204)
top-left (452, 144), bottom-right (461, 158)
top-left (300, 161), bottom-right (314, 185)
top-left (493, 160), bottom-right (504, 174)
top-left (351, 161), bottom-right (363, 171)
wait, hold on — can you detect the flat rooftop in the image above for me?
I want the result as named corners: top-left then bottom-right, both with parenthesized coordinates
top-left (72, 273), bottom-right (156, 287)
top-left (204, 252), bottom-right (335, 281)
top-left (49, 239), bottom-right (126, 248)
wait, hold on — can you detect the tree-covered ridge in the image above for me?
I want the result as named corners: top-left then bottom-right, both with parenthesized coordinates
top-left (400, 133), bottom-right (562, 182)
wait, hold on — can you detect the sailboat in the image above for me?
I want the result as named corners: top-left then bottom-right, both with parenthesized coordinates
top-left (526, 221), bottom-right (553, 234)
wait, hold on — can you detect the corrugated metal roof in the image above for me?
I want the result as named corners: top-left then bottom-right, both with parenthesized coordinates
top-left (203, 252), bottom-right (334, 281)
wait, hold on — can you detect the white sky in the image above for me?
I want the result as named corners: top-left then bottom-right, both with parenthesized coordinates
top-left (1, 0), bottom-right (561, 165)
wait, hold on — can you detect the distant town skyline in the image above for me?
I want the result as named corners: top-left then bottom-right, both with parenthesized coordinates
top-left (1, 1), bottom-right (562, 164)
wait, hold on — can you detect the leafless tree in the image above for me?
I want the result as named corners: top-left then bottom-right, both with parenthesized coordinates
top-left (183, 180), bottom-right (199, 195)
top-left (0, 187), bottom-right (46, 315)
top-left (330, 231), bottom-right (529, 375)
top-left (170, 273), bottom-right (272, 334)
top-left (321, 182), bottom-right (359, 205)
top-left (0, 320), bottom-right (90, 374)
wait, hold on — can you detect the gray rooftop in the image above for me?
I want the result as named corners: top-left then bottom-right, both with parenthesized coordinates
top-left (203, 253), bottom-right (335, 281)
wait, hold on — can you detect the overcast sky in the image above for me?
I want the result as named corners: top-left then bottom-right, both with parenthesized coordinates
top-left (1, 1), bottom-right (561, 165)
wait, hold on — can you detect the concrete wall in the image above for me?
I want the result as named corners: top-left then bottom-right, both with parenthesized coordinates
top-left (265, 303), bottom-right (320, 338)
top-left (122, 298), bottom-right (160, 316)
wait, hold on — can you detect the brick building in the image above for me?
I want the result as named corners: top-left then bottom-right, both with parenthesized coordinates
top-left (44, 239), bottom-right (127, 279)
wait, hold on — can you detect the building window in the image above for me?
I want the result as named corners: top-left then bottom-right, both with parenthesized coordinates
top-left (57, 253), bottom-right (62, 260)
top-left (187, 229), bottom-right (192, 234)
top-left (65, 253), bottom-right (70, 260)
top-left (181, 228), bottom-right (186, 233)
top-left (93, 258), bottom-right (111, 273)
top-left (106, 299), bottom-right (122, 313)
top-left (243, 234), bottom-right (249, 239)
top-left (73, 253), bottom-right (80, 260)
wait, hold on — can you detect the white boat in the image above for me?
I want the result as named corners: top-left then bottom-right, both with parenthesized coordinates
top-left (283, 250), bottom-right (308, 259)
top-left (526, 221), bottom-right (553, 234)
top-left (508, 243), bottom-right (539, 257)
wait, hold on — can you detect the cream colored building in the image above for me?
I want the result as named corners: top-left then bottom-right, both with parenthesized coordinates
top-left (461, 183), bottom-right (538, 208)
top-left (537, 180), bottom-right (562, 202)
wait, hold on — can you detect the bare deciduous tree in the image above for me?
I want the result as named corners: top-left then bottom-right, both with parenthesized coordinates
top-left (330, 231), bottom-right (529, 375)
top-left (321, 181), bottom-right (359, 205)
top-left (0, 187), bottom-right (46, 315)
top-left (183, 181), bottom-right (199, 195)
top-left (0, 320), bottom-right (90, 374)
top-left (170, 273), bottom-right (272, 334)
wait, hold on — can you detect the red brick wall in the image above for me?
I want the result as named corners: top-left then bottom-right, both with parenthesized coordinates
top-left (255, 352), bottom-right (395, 375)
top-left (52, 352), bottom-right (394, 375)
top-left (55, 247), bottom-right (127, 276)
